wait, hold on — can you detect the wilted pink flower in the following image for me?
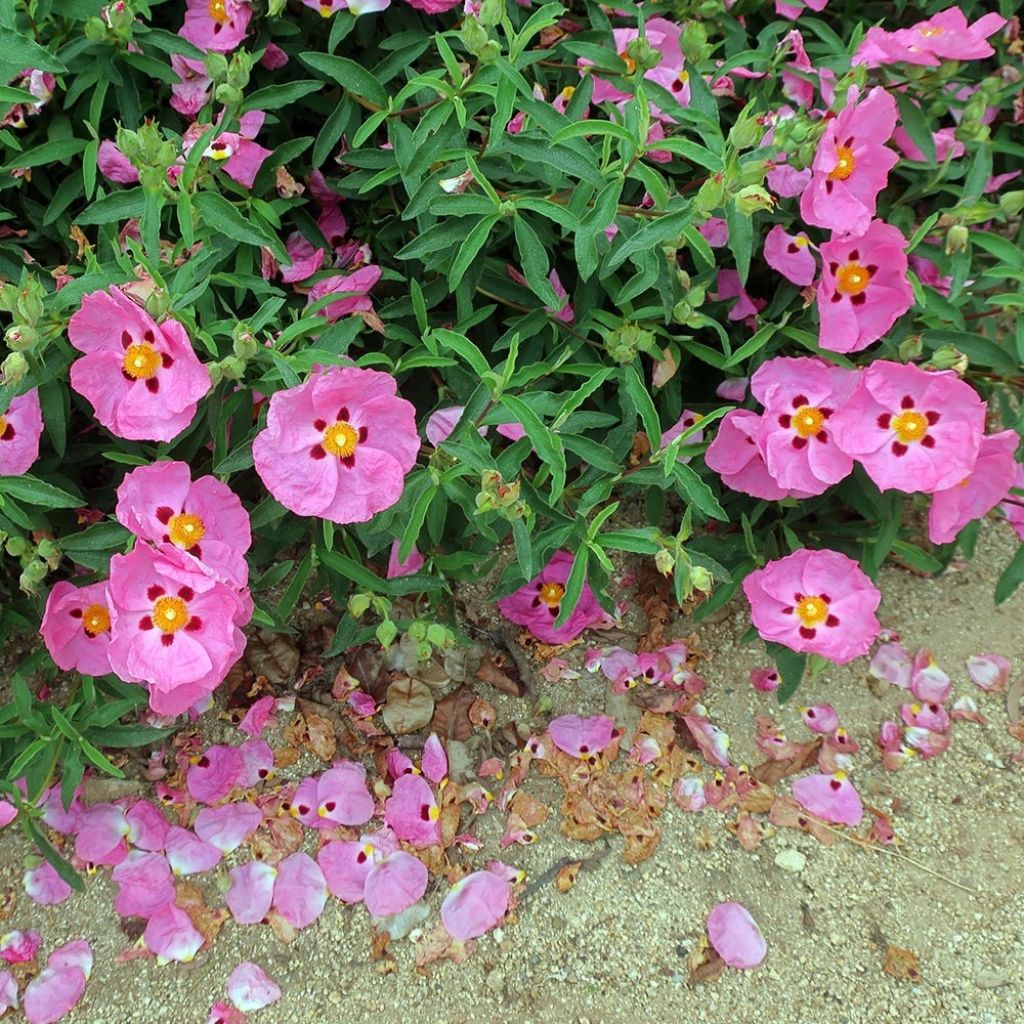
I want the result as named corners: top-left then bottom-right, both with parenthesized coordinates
top-left (800, 87), bottom-right (898, 234)
top-left (909, 254), bottom-right (952, 296)
top-left (227, 963), bottom-right (281, 1012)
top-left (792, 770), bottom-right (864, 825)
top-left (425, 406), bottom-right (480, 446)
top-left (181, 0), bottom-right (251, 53)
top-left (763, 225), bottom-right (816, 286)
top-left (169, 55), bottom-right (212, 118)
top-left (238, 695), bottom-right (277, 737)
top-left (507, 266), bottom-right (574, 323)
top-left (966, 654), bottom-right (1011, 692)
top-left (386, 540), bottom-right (424, 579)
top-left (97, 139), bottom-right (138, 183)
top-left (253, 367), bottom-right (419, 524)
top-left (0, 388), bottom-right (43, 475)
top-left (892, 125), bottom-right (965, 163)
top-left (909, 649), bottom-right (952, 703)
top-left (705, 409), bottom-right (810, 501)
top-left (384, 774), bottom-right (441, 846)
top-left (716, 377), bottom-right (748, 402)
top-left (905, 726), bottom-right (950, 759)
top-left (0, 930), bottom-right (42, 964)
top-left (68, 287), bottom-right (211, 442)
top-left (279, 233), bottom-right (325, 284)
top-left (144, 903), bottom-right (204, 962)
top-left (107, 545), bottom-right (249, 716)
top-left (831, 361), bottom-right (986, 494)
top-left (226, 861), bottom-right (277, 925)
top-left (116, 461), bottom-right (251, 588)
top-left (272, 853), bottom-right (327, 930)
top-left (260, 42), bottom-right (289, 69)
top-left (440, 870), bottom-right (510, 940)
top-left (313, 763), bottom-right (375, 827)
top-left (672, 776), bottom-right (707, 812)
top-left (927, 430), bottom-right (1018, 543)
top-left (1, 69), bottom-right (55, 129)
top-left (40, 580), bottom-right (113, 676)
top-left (743, 548), bottom-right (881, 663)
top-left (496, 550), bottom-right (607, 644)
top-left (698, 218), bottom-right (728, 247)
top-left (706, 902), bottom-right (767, 969)
top-left (751, 356), bottom-right (860, 495)
top-left (816, 221), bottom-right (914, 353)
top-left (306, 265), bottom-right (381, 321)
top-left (548, 714), bottom-right (618, 760)
top-left (901, 701), bottom-right (950, 732)
top-left (683, 709), bottom-right (731, 767)
top-left (22, 940), bottom-right (92, 1024)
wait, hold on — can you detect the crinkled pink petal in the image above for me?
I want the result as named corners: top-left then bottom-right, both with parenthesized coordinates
top-left (318, 840), bottom-right (372, 904)
top-left (800, 705), bottom-right (840, 734)
top-left (111, 851), bottom-right (176, 918)
top-left (74, 803), bottom-right (130, 866)
top-left (208, 1002), bottom-right (247, 1024)
top-left (125, 800), bottom-right (170, 852)
top-left (421, 733), bottom-right (448, 783)
top-left (143, 903), bottom-right (204, 963)
top-left (869, 642), bottom-right (912, 687)
top-left (383, 774), bottom-right (441, 846)
top-left (237, 739), bottom-right (274, 788)
top-left (315, 762), bottom-right (375, 827)
top-left (226, 861), bottom-right (277, 925)
top-left (0, 970), bottom-right (16, 1015)
top-left (548, 714), bottom-right (617, 759)
top-left (238, 696), bottom-right (277, 738)
top-left (750, 668), bottom-right (780, 692)
top-left (0, 929), bottom-right (42, 964)
top-left (706, 902), bottom-right (767, 969)
top-left (271, 853), bottom-right (327, 930)
top-left (23, 957), bottom-right (88, 1024)
top-left (683, 712), bottom-right (731, 767)
top-left (227, 962), bottom-right (282, 1012)
top-left (791, 772), bottom-right (864, 826)
top-left (966, 654), bottom-right (1010, 692)
top-left (194, 803), bottom-right (262, 854)
top-left (440, 870), bottom-right (510, 940)
top-left (363, 852), bottom-right (429, 918)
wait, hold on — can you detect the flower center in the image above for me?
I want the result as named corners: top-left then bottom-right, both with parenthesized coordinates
top-left (558, 86), bottom-right (575, 102)
top-left (0, 415), bottom-right (6, 438)
top-left (829, 145), bottom-right (856, 181)
top-left (122, 343), bottom-right (161, 380)
top-left (208, 0), bottom-right (229, 23)
top-left (892, 410), bottom-right (927, 444)
top-left (919, 25), bottom-right (944, 38)
top-left (792, 405), bottom-right (825, 439)
top-left (835, 262), bottom-right (870, 296)
top-left (795, 595), bottom-right (829, 628)
top-left (153, 595), bottom-right (189, 634)
top-left (204, 141), bottom-right (234, 161)
top-left (322, 420), bottom-right (359, 458)
top-left (618, 51), bottom-right (637, 74)
top-left (82, 603), bottom-right (111, 637)
top-left (537, 582), bottom-right (565, 608)
top-left (168, 512), bottom-right (206, 550)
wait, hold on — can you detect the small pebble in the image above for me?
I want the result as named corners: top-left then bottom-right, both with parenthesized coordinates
top-left (774, 848), bottom-right (807, 873)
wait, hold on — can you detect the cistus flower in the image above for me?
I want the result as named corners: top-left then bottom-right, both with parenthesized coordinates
top-left (751, 356), bottom-right (860, 495)
top-left (816, 221), bottom-right (914, 353)
top-left (496, 550), bottom-right (607, 644)
top-left (800, 86), bottom-right (899, 235)
top-left (169, 55), bottom-right (212, 118)
top-left (305, 265), bottom-right (381, 322)
top-left (743, 548), bottom-right (881, 663)
top-left (854, 8), bottom-right (1006, 68)
top-left (116, 461), bottom-right (252, 588)
top-left (40, 580), bottom-right (113, 677)
top-left (106, 544), bottom-right (249, 716)
top-left (180, 0), bottom-right (252, 54)
top-left (180, 112), bottom-right (272, 190)
top-left (927, 430), bottom-right (1019, 543)
top-left (0, 387), bottom-right (43, 475)
top-left (68, 287), bottom-right (211, 442)
top-left (831, 360), bottom-right (986, 494)
top-left (253, 366), bottom-right (419, 524)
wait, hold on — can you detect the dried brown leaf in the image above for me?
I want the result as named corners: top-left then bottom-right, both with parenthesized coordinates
top-left (382, 677), bottom-right (435, 735)
top-left (751, 737), bottom-right (822, 786)
top-left (688, 943), bottom-right (727, 986)
top-left (303, 711), bottom-right (337, 761)
top-left (555, 861), bottom-right (582, 893)
top-left (431, 684), bottom-right (476, 742)
top-left (475, 653), bottom-right (526, 696)
top-left (468, 697), bottom-right (496, 730)
top-left (509, 790), bottom-right (550, 828)
top-left (245, 630), bottom-right (300, 685)
top-left (883, 945), bottom-right (921, 982)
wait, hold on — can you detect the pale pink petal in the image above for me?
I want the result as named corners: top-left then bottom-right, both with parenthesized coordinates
top-left (143, 904), bottom-right (204, 963)
top-left (800, 705), bottom-right (840, 734)
top-left (227, 962), bottom-right (281, 1012)
top-left (966, 654), bottom-right (1010, 692)
top-left (440, 870), bottom-right (510, 940)
top-left (24, 861), bottom-right (72, 905)
top-left (165, 826), bottom-right (223, 876)
top-left (226, 861), bottom-right (277, 925)
top-left (706, 902), bottom-right (767, 969)
top-left (791, 771), bottom-right (864, 826)
top-left (238, 695), bottom-right (277, 737)
top-left (194, 803), bottom-right (262, 854)
top-left (363, 852), bottom-right (428, 918)
top-left (548, 714), bottom-right (618, 760)
top-left (0, 930), bottom-right (42, 964)
top-left (421, 733), bottom-right (448, 783)
top-left (271, 853), bottom-right (327, 930)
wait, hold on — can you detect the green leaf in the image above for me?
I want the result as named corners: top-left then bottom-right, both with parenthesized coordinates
top-left (21, 819), bottom-right (84, 893)
top-left (554, 545), bottom-right (590, 628)
top-left (61, 520), bottom-right (131, 554)
top-left (621, 365), bottom-right (661, 448)
top-left (995, 543), bottom-right (1024, 604)
top-left (895, 92), bottom-right (936, 165)
top-left (0, 30), bottom-right (69, 74)
top-left (432, 328), bottom-right (491, 378)
top-left (299, 52), bottom-right (387, 106)
top-left (448, 215), bottom-right (498, 288)
top-left (513, 215), bottom-right (560, 307)
top-left (0, 137), bottom-right (86, 174)
top-left (274, 547), bottom-right (314, 621)
top-left (725, 201), bottom-right (753, 284)
top-left (77, 187), bottom-right (147, 225)
top-left (194, 192), bottom-right (281, 252)
top-left (502, 394), bottom-right (567, 503)
top-left (242, 80), bottom-right (324, 113)
top-left (83, 723), bottom-right (178, 747)
top-left (0, 474), bottom-right (81, 508)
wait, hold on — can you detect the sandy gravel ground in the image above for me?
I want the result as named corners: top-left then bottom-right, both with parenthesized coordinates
top-left (2, 525), bottom-right (1023, 1024)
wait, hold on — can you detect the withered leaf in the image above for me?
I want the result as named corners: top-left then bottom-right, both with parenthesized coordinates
top-left (555, 861), bottom-right (582, 893)
top-left (752, 737), bottom-right (822, 786)
top-left (245, 629), bottom-right (300, 685)
top-left (347, 646), bottom-right (391, 702)
top-left (688, 944), bottom-right (727, 986)
top-left (175, 882), bottom-right (228, 949)
top-left (475, 653), bottom-right (526, 696)
top-left (431, 684), bottom-right (476, 742)
top-left (509, 790), bottom-right (549, 828)
top-left (303, 710), bottom-right (337, 761)
top-left (883, 945), bottom-right (922, 983)
top-left (468, 697), bottom-right (496, 730)
top-left (382, 677), bottom-right (435, 735)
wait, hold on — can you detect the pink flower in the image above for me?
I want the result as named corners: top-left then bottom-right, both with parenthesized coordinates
top-left (0, 388), bottom-right (43, 475)
top-left (440, 870), bottom-right (510, 940)
top-left (40, 580), bottom-right (113, 676)
top-left (169, 56), bottom-right (212, 118)
top-left (548, 714), bottom-right (618, 760)
top-left (775, 0), bottom-right (827, 21)
top-left (181, 0), bottom-right (251, 54)
top-left (425, 406), bottom-right (477, 446)
top-left (927, 430), bottom-right (1018, 543)
top-left (1001, 461), bottom-right (1024, 540)
top-left (386, 540), bottom-right (424, 578)
top-left (751, 356), bottom-right (860, 495)
top-left (187, 111), bottom-right (272, 190)
top-left (68, 287), bottom-right (211, 442)
top-left (22, 940), bottom-right (92, 1024)
top-left (313, 762), bottom-right (375, 827)
top-left (227, 963), bottom-right (281, 1012)
top-left (903, 7), bottom-right (1006, 61)
top-left (106, 545), bottom-right (249, 716)
top-left (698, 218), bottom-right (728, 247)
top-left (791, 770), bottom-right (864, 825)
top-left (405, 0), bottom-right (461, 12)
top-left (714, 269), bottom-right (765, 324)
top-left (507, 266), bottom-right (574, 323)
top-left (496, 550), bottom-right (607, 644)
top-left (816, 221), bottom-right (914, 353)
top-left (116, 461), bottom-right (251, 588)
top-left (97, 139), bottom-right (138, 183)
top-left (716, 377), bottom-right (748, 402)
top-left (253, 366), bottom-right (419, 524)
top-left (706, 902), bottom-right (767, 969)
top-left (260, 43), bottom-right (289, 70)
top-left (662, 410), bottom-right (704, 457)
top-left (279, 233), bottom-right (325, 284)
top-left (909, 254), bottom-right (952, 296)
top-left (304, 0), bottom-right (391, 15)
top-left (743, 548), bottom-right (881, 663)
top-left (306, 265), bottom-right (381, 322)
top-left (384, 774), bottom-right (441, 846)
top-left (831, 361), bottom-right (985, 494)
top-left (705, 409), bottom-right (811, 501)
top-left (763, 225), bottom-right (816, 286)
top-left (800, 87), bottom-right (898, 235)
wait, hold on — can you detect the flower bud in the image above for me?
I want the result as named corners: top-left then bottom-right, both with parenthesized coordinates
top-left (691, 565), bottom-right (714, 593)
top-left (998, 190), bottom-right (1024, 218)
top-left (478, 0), bottom-right (503, 27)
top-left (376, 619), bottom-right (398, 649)
top-left (348, 593), bottom-right (371, 617)
top-left (5, 325), bottom-right (38, 351)
top-left (84, 16), bottom-right (107, 41)
top-left (693, 173), bottom-right (725, 215)
top-left (924, 344), bottom-right (968, 375)
top-left (5, 536), bottom-right (29, 557)
top-left (944, 224), bottom-right (970, 255)
top-left (605, 321), bottom-right (654, 364)
top-left (204, 52), bottom-right (229, 80)
top-left (460, 16), bottom-right (490, 57)
top-left (734, 185), bottom-right (775, 216)
top-left (654, 549), bottom-right (675, 576)
top-left (1, 352), bottom-right (29, 384)
top-left (625, 36), bottom-right (660, 75)
top-left (233, 326), bottom-right (258, 361)
top-left (215, 84), bottom-right (244, 108)
top-left (15, 283), bottom-right (44, 323)
top-left (20, 559), bottom-right (48, 595)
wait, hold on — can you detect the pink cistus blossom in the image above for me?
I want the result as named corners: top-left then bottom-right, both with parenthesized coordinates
top-left (0, 388), bottom-right (43, 475)
top-left (831, 360), bottom-right (986, 494)
top-left (253, 366), bottom-right (419, 524)
top-left (496, 550), bottom-right (607, 644)
top-left (106, 544), bottom-right (249, 716)
top-left (751, 356), bottom-right (860, 495)
top-left (706, 902), bottom-right (767, 969)
top-left (97, 139), bottom-right (138, 184)
top-left (116, 461), bottom-right (251, 588)
top-left (440, 869), bottom-right (510, 940)
top-left (927, 430), bottom-right (1019, 543)
top-left (763, 225), bottom-right (816, 286)
top-left (68, 287), bottom-right (211, 442)
top-left (40, 580), bottom-right (113, 677)
top-left (306, 265), bottom-right (381, 322)
top-left (181, 0), bottom-right (251, 54)
top-left (854, 8), bottom-right (1006, 67)
top-left (181, 111), bottom-right (272, 190)
top-left (816, 221), bottom-right (914, 354)
top-left (800, 86), bottom-right (898, 235)
top-left (169, 55), bottom-right (212, 118)
top-left (386, 540), bottom-right (424, 579)
top-left (743, 548), bottom-right (881, 663)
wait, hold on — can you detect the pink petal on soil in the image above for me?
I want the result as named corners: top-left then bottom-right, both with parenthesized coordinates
top-left (683, 711), bottom-right (731, 767)
top-left (0, 801), bottom-right (16, 829)
top-left (548, 714), bottom-right (618, 760)
top-left (23, 861), bottom-right (72, 905)
top-left (791, 771), bottom-right (864, 826)
top-left (22, 965), bottom-right (87, 1023)
top-left (74, 803), bottom-right (130, 865)
top-left (194, 803), bottom-right (262, 854)
top-left (238, 695), bottom-right (277, 737)
top-left (421, 733), bottom-right (448, 784)
top-left (208, 1002), bottom-right (247, 1024)
top-left (440, 870), bottom-right (510, 940)
top-left (125, 800), bottom-right (170, 851)
top-left (237, 740), bottom-right (275, 788)
top-left (143, 903), bottom-right (204, 963)
top-left (869, 642), bottom-right (911, 688)
top-left (227, 962), bottom-right (281, 1012)
top-left (226, 861), bottom-right (277, 925)
top-left (0, 929), bottom-right (42, 964)
top-left (187, 745), bottom-right (244, 804)
top-left (271, 853), bottom-right (327, 929)
top-left (315, 762), bottom-right (375, 826)
top-left (706, 902), bottom-right (767, 969)
top-left (363, 852), bottom-right (428, 918)
top-left (165, 826), bottom-right (223, 875)
top-left (966, 654), bottom-right (1010, 692)
top-left (111, 851), bottom-right (176, 918)
top-left (0, 970), bottom-right (17, 1014)
top-left (800, 705), bottom-right (840, 734)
